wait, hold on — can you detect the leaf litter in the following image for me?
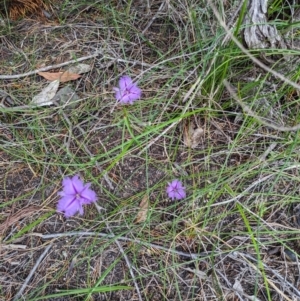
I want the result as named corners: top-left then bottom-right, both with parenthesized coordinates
top-left (134, 194), bottom-right (149, 224)
top-left (182, 118), bottom-right (204, 148)
top-left (37, 63), bottom-right (91, 82)
top-left (38, 71), bottom-right (81, 82)
top-left (31, 79), bottom-right (60, 106)
top-left (32, 64), bottom-right (91, 106)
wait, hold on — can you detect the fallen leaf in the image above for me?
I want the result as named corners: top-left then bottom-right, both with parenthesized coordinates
top-left (134, 194), bottom-right (149, 224)
top-left (248, 297), bottom-right (262, 301)
top-left (183, 120), bottom-right (204, 148)
top-left (51, 86), bottom-right (79, 108)
top-left (38, 71), bottom-right (61, 81)
top-left (38, 71), bottom-right (81, 82)
top-left (31, 80), bottom-right (60, 106)
top-left (233, 279), bottom-right (243, 293)
top-left (67, 63), bottom-right (91, 74)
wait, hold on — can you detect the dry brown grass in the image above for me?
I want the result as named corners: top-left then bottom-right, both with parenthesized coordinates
top-left (2, 0), bottom-right (51, 20)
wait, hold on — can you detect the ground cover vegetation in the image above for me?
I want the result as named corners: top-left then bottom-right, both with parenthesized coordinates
top-left (1, 0), bottom-right (300, 300)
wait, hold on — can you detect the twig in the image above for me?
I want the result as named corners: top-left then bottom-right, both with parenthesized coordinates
top-left (138, 121), bottom-right (179, 155)
top-left (0, 51), bottom-right (160, 81)
top-left (235, 252), bottom-right (300, 299)
top-left (224, 80), bottom-right (300, 132)
top-left (30, 231), bottom-right (212, 260)
top-left (259, 142), bottom-right (278, 161)
top-left (207, 174), bottom-right (274, 207)
top-left (0, 244), bottom-right (27, 250)
top-left (0, 52), bottom-right (102, 80)
top-left (105, 223), bottom-right (143, 301)
top-left (142, 1), bottom-right (166, 34)
top-left (13, 244), bottom-right (52, 301)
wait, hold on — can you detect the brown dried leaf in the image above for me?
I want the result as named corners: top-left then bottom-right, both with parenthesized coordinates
top-left (38, 71), bottom-right (81, 82)
top-left (183, 120), bottom-right (204, 148)
top-left (134, 195), bottom-right (149, 224)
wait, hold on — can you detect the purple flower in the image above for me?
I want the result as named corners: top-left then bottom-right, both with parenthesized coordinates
top-left (166, 179), bottom-right (186, 200)
top-left (113, 75), bottom-right (142, 104)
top-left (57, 175), bottom-right (97, 218)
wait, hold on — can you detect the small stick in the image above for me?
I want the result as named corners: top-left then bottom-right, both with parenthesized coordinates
top-left (142, 2), bottom-right (165, 34)
top-left (0, 53), bottom-right (102, 80)
top-left (30, 231), bottom-right (213, 260)
top-left (13, 244), bottom-right (52, 301)
top-left (224, 80), bottom-right (300, 132)
top-left (235, 252), bottom-right (300, 299)
top-left (0, 53), bottom-right (158, 81)
top-left (105, 223), bottom-right (143, 301)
